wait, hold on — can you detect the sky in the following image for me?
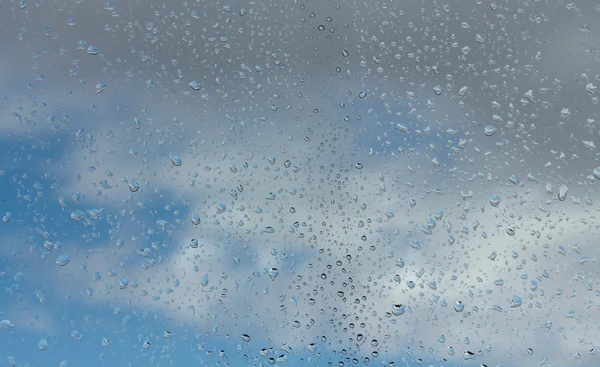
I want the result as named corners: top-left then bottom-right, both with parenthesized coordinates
top-left (1, 0), bottom-right (600, 366)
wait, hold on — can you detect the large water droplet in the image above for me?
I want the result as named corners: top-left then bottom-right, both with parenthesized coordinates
top-left (201, 274), bottom-right (209, 287)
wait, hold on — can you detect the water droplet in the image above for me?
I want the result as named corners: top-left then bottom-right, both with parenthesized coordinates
top-left (484, 125), bottom-right (497, 136)
top-left (0, 320), bottom-right (14, 330)
top-left (355, 163), bottom-right (363, 169)
top-left (168, 154), bottom-right (182, 166)
top-left (454, 301), bottom-right (465, 312)
top-left (87, 46), bottom-right (100, 55)
top-left (189, 81), bottom-right (202, 90)
top-left (201, 274), bottom-right (209, 287)
top-left (463, 351), bottom-right (476, 360)
top-left (268, 268), bottom-right (279, 280)
top-left (558, 184), bottom-right (568, 201)
top-left (56, 254), bottom-right (71, 266)
top-left (38, 338), bottom-right (48, 351)
top-left (2, 212), bottom-right (12, 223)
top-left (318, 25), bottom-right (325, 31)
top-left (489, 195), bottom-right (501, 207)
top-left (191, 211), bottom-right (201, 225)
top-left (359, 91), bottom-right (367, 98)
top-left (508, 175), bottom-right (521, 185)
top-left (189, 238), bottom-right (199, 248)
top-left (510, 295), bottom-right (523, 308)
top-left (391, 303), bottom-right (405, 316)
top-left (128, 179), bottom-right (139, 192)
top-left (95, 82), bottom-right (107, 93)
top-left (241, 334), bottom-right (251, 342)
top-left (393, 274), bottom-right (401, 283)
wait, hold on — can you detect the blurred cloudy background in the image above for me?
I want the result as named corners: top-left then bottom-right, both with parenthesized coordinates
top-left (1, 0), bottom-right (600, 366)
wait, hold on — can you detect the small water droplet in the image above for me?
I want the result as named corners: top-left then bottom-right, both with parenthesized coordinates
top-left (391, 303), bottom-right (405, 316)
top-left (195, 273), bottom-right (208, 288)
top-left (56, 254), bottom-right (71, 266)
top-left (191, 211), bottom-right (201, 225)
top-left (489, 195), bottom-right (501, 207)
top-left (268, 268), bottom-right (279, 281)
top-left (510, 295), bottom-right (523, 308)
top-left (189, 81), bottom-right (202, 90)
top-left (2, 212), bottom-right (12, 223)
top-left (558, 184), bottom-right (568, 201)
top-left (95, 82), bottom-right (107, 93)
top-left (168, 154), bottom-right (182, 166)
top-left (454, 301), bottom-right (465, 312)
top-left (38, 338), bottom-right (48, 351)
top-left (508, 175), bottom-right (521, 185)
top-left (87, 46), bottom-right (100, 55)
top-left (484, 125), bottom-right (497, 136)
top-left (128, 179), bottom-right (139, 192)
